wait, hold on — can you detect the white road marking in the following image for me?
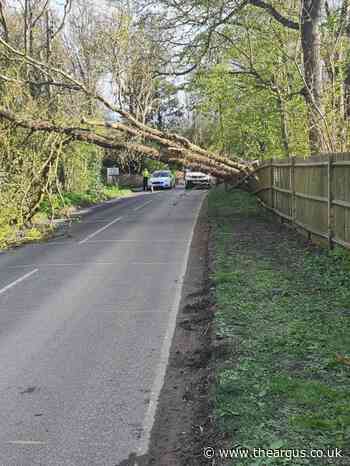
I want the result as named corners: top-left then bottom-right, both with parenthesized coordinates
top-left (137, 192), bottom-right (206, 458)
top-left (0, 307), bottom-right (171, 313)
top-left (6, 262), bottom-right (120, 268)
top-left (131, 261), bottom-right (181, 265)
top-left (6, 262), bottom-right (125, 268)
top-left (83, 239), bottom-right (187, 244)
top-left (0, 269), bottom-right (39, 296)
top-left (7, 261), bottom-right (181, 268)
top-left (78, 216), bottom-right (123, 244)
top-left (87, 309), bottom-right (171, 314)
top-left (0, 189), bottom-right (196, 460)
top-left (133, 200), bottom-right (153, 212)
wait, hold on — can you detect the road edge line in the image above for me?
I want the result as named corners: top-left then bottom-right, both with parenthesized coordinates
top-left (137, 192), bottom-right (207, 457)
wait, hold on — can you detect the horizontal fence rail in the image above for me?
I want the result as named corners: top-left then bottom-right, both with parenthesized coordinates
top-left (253, 154), bottom-right (350, 249)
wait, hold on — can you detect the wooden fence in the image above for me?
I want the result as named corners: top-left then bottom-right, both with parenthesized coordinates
top-left (252, 154), bottom-right (350, 249)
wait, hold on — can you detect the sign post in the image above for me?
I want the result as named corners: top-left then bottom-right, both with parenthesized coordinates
top-left (107, 167), bottom-right (120, 185)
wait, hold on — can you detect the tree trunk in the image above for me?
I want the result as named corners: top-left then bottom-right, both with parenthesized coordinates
top-left (340, 0), bottom-right (350, 119)
top-left (300, 0), bottom-right (324, 154)
top-left (24, 0), bottom-right (29, 77)
top-left (0, 1), bottom-right (9, 43)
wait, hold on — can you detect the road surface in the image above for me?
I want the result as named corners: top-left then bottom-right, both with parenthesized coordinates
top-left (0, 187), bottom-right (206, 465)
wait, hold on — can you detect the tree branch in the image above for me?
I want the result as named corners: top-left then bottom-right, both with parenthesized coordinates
top-left (0, 0), bottom-right (9, 43)
top-left (248, 0), bottom-right (299, 30)
top-left (0, 107), bottom-right (160, 158)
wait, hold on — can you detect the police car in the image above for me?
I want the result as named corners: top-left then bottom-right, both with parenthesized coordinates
top-left (148, 170), bottom-right (175, 190)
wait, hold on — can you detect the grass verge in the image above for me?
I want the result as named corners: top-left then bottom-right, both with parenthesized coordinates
top-left (0, 186), bottom-right (132, 250)
top-left (208, 187), bottom-right (350, 465)
top-left (38, 185), bottom-right (132, 217)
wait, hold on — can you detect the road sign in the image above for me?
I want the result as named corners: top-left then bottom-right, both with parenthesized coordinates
top-left (107, 167), bottom-right (119, 176)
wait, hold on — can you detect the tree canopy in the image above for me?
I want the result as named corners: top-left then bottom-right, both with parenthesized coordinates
top-left (1, 0), bottom-right (350, 239)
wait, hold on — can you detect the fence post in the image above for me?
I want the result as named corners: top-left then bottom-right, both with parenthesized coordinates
top-left (290, 156), bottom-right (296, 226)
top-left (270, 158), bottom-right (274, 209)
top-left (328, 154), bottom-right (334, 248)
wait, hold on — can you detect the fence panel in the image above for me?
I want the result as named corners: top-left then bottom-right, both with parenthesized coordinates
top-left (332, 154), bottom-right (350, 246)
top-left (254, 153), bottom-right (350, 249)
top-left (273, 159), bottom-right (292, 219)
top-left (253, 164), bottom-right (272, 206)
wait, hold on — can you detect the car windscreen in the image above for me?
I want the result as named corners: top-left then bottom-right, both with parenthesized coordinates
top-left (152, 171), bottom-right (171, 178)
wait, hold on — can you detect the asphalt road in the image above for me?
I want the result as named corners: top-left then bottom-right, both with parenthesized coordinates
top-left (0, 187), bottom-right (206, 466)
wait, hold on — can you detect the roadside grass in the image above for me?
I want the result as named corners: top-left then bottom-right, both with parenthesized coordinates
top-left (0, 186), bottom-right (132, 250)
top-left (0, 220), bottom-right (42, 250)
top-left (208, 187), bottom-right (350, 465)
top-left (38, 185), bottom-right (132, 218)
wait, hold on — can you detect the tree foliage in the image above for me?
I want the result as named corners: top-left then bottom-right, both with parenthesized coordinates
top-left (0, 0), bottom-right (192, 246)
top-left (137, 0), bottom-right (350, 156)
top-left (3, 0), bottom-right (350, 246)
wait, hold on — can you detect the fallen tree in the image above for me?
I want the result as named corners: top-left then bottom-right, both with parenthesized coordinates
top-left (0, 36), bottom-right (254, 182)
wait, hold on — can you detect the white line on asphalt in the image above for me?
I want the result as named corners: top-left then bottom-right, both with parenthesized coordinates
top-left (83, 240), bottom-right (187, 244)
top-left (0, 269), bottom-right (39, 296)
top-left (7, 262), bottom-right (120, 268)
top-left (7, 261), bottom-right (181, 268)
top-left (133, 200), bottom-right (153, 211)
top-left (87, 309), bottom-right (172, 314)
top-left (78, 216), bottom-right (123, 244)
top-left (0, 306), bottom-right (172, 312)
top-left (137, 192), bottom-right (206, 458)
top-left (131, 261), bottom-right (181, 265)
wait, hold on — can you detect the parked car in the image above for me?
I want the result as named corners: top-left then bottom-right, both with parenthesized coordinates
top-left (148, 170), bottom-right (175, 190)
top-left (185, 170), bottom-right (212, 189)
